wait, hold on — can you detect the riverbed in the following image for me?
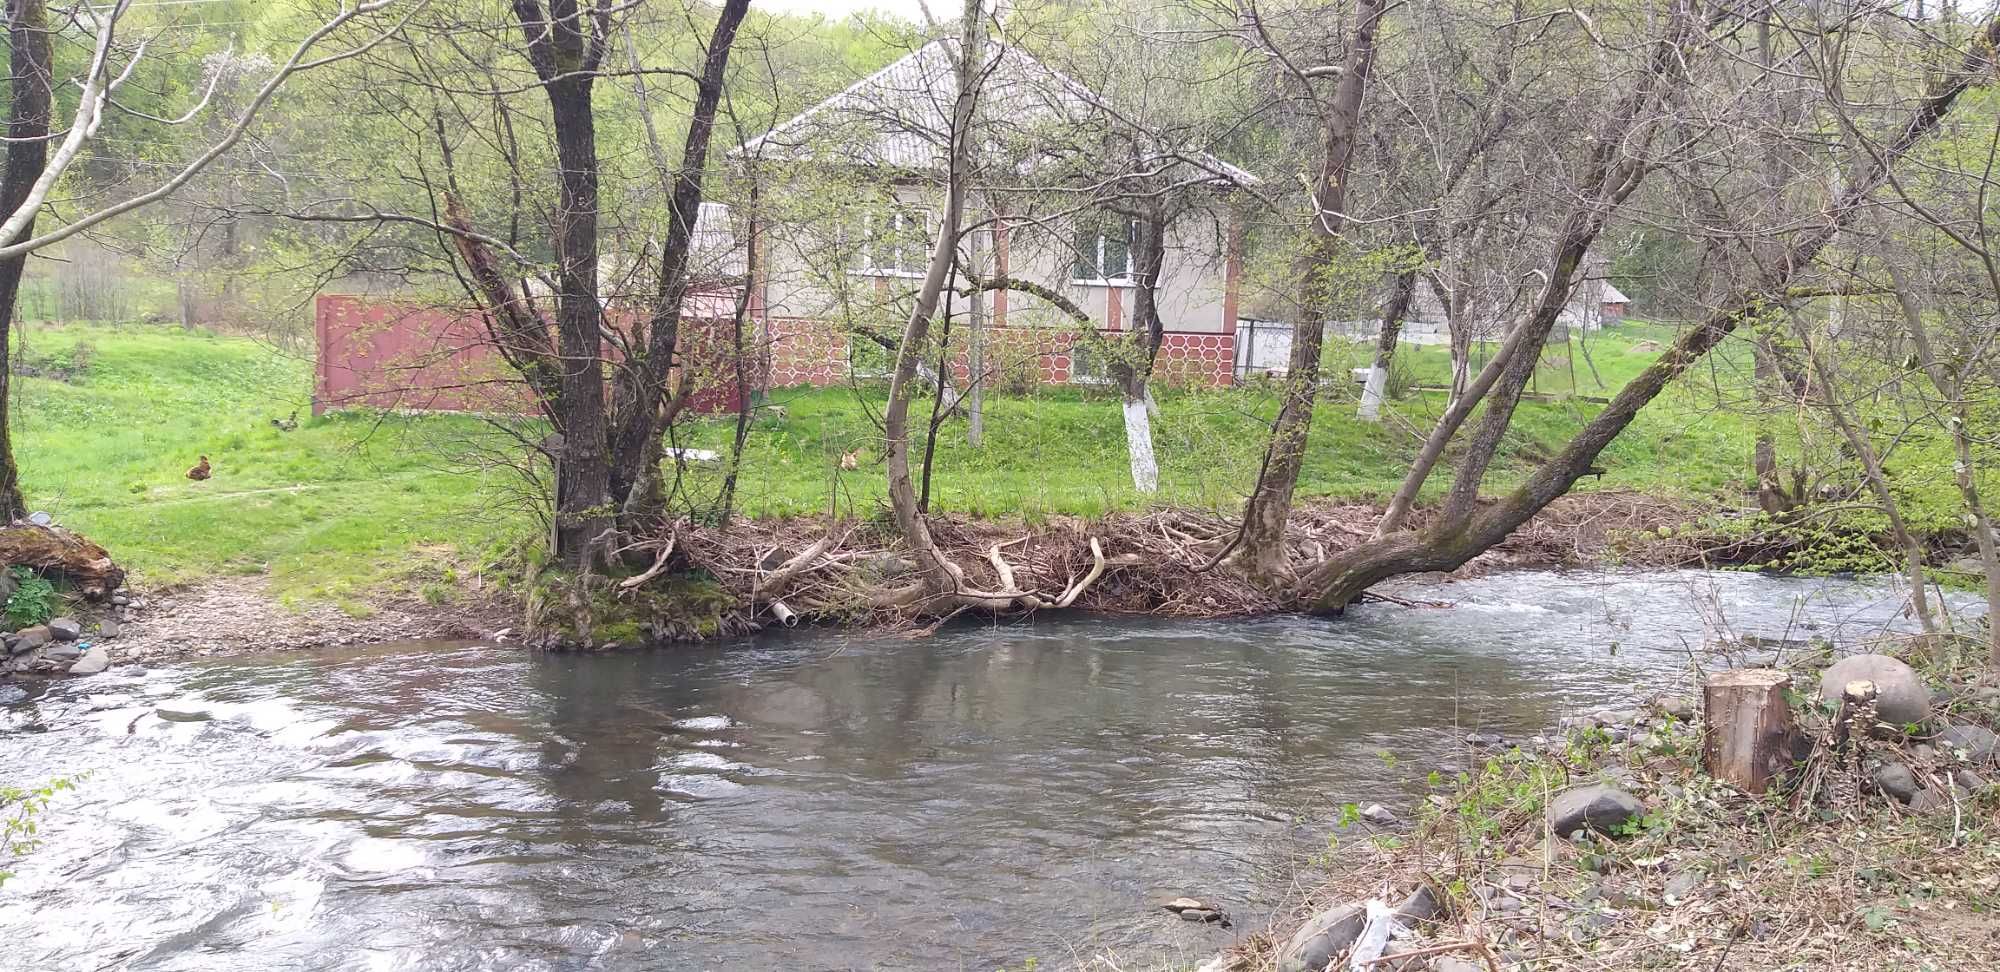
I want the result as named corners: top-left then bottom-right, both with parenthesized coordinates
top-left (0, 570), bottom-right (1963, 970)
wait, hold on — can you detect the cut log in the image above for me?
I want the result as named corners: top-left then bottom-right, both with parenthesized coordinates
top-left (1701, 668), bottom-right (1800, 793)
top-left (0, 525), bottom-right (126, 599)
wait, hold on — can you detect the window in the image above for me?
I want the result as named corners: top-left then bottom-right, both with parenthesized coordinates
top-left (854, 205), bottom-right (931, 277)
top-left (1072, 216), bottom-right (1135, 283)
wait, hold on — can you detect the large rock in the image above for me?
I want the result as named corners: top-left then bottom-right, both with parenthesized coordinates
top-left (1935, 724), bottom-right (1999, 766)
top-left (1275, 902), bottom-right (1366, 972)
top-left (68, 648), bottom-right (110, 675)
top-left (1872, 761), bottom-right (1919, 804)
top-left (48, 617), bottom-right (81, 641)
top-left (1818, 654), bottom-right (1930, 729)
top-left (44, 642), bottom-right (82, 662)
top-left (1547, 784), bottom-right (1644, 839)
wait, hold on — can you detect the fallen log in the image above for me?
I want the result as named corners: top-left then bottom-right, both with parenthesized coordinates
top-left (0, 525), bottom-right (125, 599)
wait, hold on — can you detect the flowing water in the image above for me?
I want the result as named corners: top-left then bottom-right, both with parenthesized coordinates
top-left (0, 570), bottom-right (1966, 971)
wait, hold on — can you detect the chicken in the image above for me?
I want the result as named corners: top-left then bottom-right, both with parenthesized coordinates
top-left (839, 450), bottom-right (860, 471)
top-left (186, 456), bottom-right (211, 481)
top-left (271, 410), bottom-right (299, 432)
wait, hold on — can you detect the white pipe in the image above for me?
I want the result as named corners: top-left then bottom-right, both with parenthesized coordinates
top-left (768, 600), bottom-right (799, 627)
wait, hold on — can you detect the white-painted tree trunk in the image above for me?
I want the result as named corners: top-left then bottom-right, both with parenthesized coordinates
top-left (1123, 396), bottom-right (1159, 494)
top-left (1356, 365), bottom-right (1387, 421)
top-left (1143, 385), bottom-right (1161, 419)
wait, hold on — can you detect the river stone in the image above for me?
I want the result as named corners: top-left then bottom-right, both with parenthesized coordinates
top-left (1548, 784), bottom-right (1643, 839)
top-left (68, 648), bottom-right (110, 675)
top-left (44, 642), bottom-right (82, 662)
top-left (13, 625), bottom-right (49, 653)
top-left (1395, 883), bottom-right (1442, 924)
top-left (97, 618), bottom-right (121, 640)
top-left (1818, 654), bottom-right (1930, 729)
top-left (1872, 761), bottom-right (1919, 804)
top-left (1274, 902), bottom-right (1366, 972)
top-left (1935, 724), bottom-right (1999, 765)
top-left (48, 617), bottom-right (81, 641)
top-left (1360, 803), bottom-right (1397, 825)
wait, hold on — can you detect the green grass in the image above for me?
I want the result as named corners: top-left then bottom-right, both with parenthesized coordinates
top-left (10, 320), bottom-right (1768, 604)
top-left (668, 320), bottom-right (1762, 519)
top-left (13, 323), bottom-right (512, 608)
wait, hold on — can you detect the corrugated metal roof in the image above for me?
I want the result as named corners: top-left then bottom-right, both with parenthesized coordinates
top-left (732, 36), bottom-right (1256, 187)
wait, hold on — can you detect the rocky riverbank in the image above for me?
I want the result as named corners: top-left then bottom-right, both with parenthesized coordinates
top-left (2, 578), bottom-right (515, 679)
top-left (1197, 637), bottom-right (2000, 972)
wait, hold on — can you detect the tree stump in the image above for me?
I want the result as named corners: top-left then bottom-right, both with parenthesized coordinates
top-left (1702, 668), bottom-right (1800, 793)
top-left (1831, 679), bottom-right (1879, 755)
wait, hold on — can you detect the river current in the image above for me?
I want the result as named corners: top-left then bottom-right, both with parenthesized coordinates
top-left (0, 570), bottom-right (1961, 970)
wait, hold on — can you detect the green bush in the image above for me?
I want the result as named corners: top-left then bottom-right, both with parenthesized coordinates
top-left (4, 567), bottom-right (58, 628)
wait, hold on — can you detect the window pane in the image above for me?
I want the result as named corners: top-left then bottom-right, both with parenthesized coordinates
top-left (1102, 226), bottom-right (1129, 279)
top-left (1072, 222), bottom-right (1097, 279)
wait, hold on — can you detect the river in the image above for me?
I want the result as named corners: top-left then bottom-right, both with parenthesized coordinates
top-left (0, 570), bottom-right (1962, 971)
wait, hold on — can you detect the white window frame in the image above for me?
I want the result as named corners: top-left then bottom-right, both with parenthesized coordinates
top-left (1072, 217), bottom-right (1138, 287)
top-left (852, 206), bottom-right (932, 279)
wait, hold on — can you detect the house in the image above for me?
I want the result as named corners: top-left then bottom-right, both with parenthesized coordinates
top-left (728, 32), bottom-right (1251, 389)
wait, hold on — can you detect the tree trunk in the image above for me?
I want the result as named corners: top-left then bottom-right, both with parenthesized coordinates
top-left (0, 0), bottom-right (51, 525)
top-left (1357, 270), bottom-right (1416, 421)
top-left (1701, 668), bottom-right (1798, 794)
top-left (605, 0), bottom-right (751, 513)
top-left (545, 71), bottom-right (612, 567)
top-left (1751, 337), bottom-right (1797, 515)
top-left (966, 209), bottom-right (985, 448)
top-left (1786, 308), bottom-right (1935, 635)
top-left (1113, 205), bottom-right (1168, 494)
top-left (1235, 0), bottom-right (1384, 587)
top-left (882, 0), bottom-right (981, 599)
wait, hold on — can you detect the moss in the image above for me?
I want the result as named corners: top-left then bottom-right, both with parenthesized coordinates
top-left (526, 568), bottom-right (739, 648)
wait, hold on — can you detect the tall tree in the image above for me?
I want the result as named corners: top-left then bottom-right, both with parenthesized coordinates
top-left (0, 0), bottom-right (54, 521)
top-left (1234, 0), bottom-right (1387, 586)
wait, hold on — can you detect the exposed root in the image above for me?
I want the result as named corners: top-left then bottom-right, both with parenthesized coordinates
top-left (624, 492), bottom-right (1700, 635)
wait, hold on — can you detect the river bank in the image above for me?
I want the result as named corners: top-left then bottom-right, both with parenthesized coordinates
top-left (3, 479), bottom-right (1966, 677)
top-left (1207, 636), bottom-right (2000, 972)
top-left (0, 488), bottom-right (1707, 680)
top-left (1, 577), bottom-right (515, 678)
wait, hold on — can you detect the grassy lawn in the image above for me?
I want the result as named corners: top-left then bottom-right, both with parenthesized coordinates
top-left (14, 323), bottom-right (509, 608)
top-left (10, 320), bottom-right (1763, 604)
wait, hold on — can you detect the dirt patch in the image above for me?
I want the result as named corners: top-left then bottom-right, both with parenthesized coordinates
top-left (101, 578), bottom-right (516, 668)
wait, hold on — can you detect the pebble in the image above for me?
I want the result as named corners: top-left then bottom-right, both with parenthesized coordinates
top-left (1663, 870), bottom-right (1701, 901)
top-left (1360, 803), bottom-right (1397, 826)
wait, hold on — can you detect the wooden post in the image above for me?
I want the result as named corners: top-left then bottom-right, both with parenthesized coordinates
top-left (1702, 668), bottom-right (1800, 793)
